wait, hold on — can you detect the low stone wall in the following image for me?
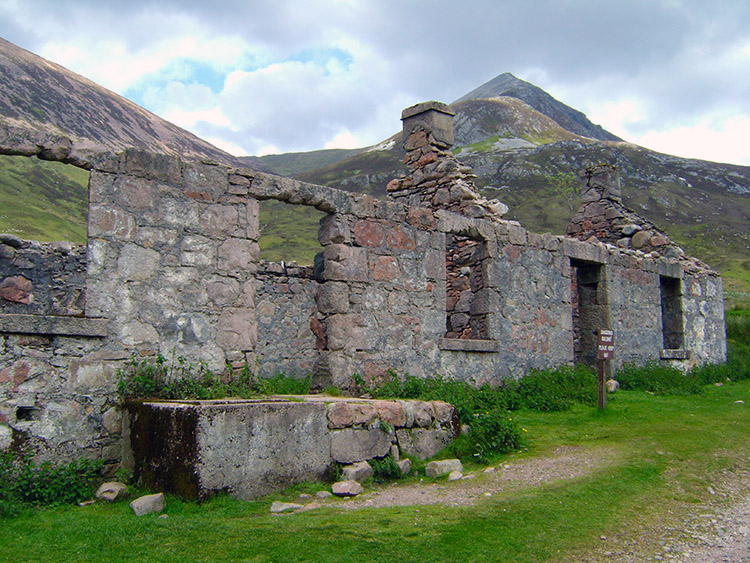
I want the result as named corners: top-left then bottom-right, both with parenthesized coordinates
top-left (124, 396), bottom-right (458, 500)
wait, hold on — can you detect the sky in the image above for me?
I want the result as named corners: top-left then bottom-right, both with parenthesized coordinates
top-left (1, 0), bottom-right (749, 165)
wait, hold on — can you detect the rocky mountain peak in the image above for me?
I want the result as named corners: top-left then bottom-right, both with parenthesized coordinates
top-left (453, 72), bottom-right (621, 143)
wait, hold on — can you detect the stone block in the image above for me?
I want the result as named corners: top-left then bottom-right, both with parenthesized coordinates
top-left (342, 460), bottom-right (373, 482)
top-left (354, 220), bottom-right (386, 247)
top-left (396, 428), bottom-right (453, 460)
top-left (387, 225), bottom-right (416, 250)
top-left (218, 238), bottom-right (259, 272)
top-left (374, 400), bottom-right (405, 427)
top-left (322, 245), bottom-right (369, 282)
top-left (199, 205), bottom-right (239, 237)
top-left (372, 256), bottom-right (400, 281)
top-left (331, 480), bottom-right (364, 497)
top-left (397, 459), bottom-right (412, 475)
top-left (270, 501), bottom-right (303, 513)
top-left (319, 214), bottom-right (350, 245)
top-left (180, 235), bottom-right (215, 267)
top-left (0, 275), bottom-right (32, 304)
top-left (96, 481), bottom-right (128, 502)
top-left (350, 403), bottom-right (378, 426)
top-left (424, 459), bottom-right (463, 478)
top-left (216, 308), bottom-right (256, 352)
top-left (326, 314), bottom-right (366, 351)
top-left (330, 428), bottom-right (392, 464)
top-left (327, 402), bottom-right (353, 428)
top-left (316, 282), bottom-right (349, 314)
top-left (130, 493), bottom-right (166, 516)
top-left (631, 230), bottom-right (651, 249)
top-left (102, 407), bottom-right (123, 434)
top-left (412, 401), bottom-right (434, 427)
top-left (118, 244), bottom-right (161, 281)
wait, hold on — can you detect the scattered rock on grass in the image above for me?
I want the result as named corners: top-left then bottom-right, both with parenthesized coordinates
top-left (270, 501), bottom-right (304, 513)
top-left (130, 493), bottom-right (165, 516)
top-left (397, 459), bottom-right (412, 475)
top-left (96, 481), bottom-right (128, 502)
top-left (448, 471), bottom-right (463, 481)
top-left (332, 480), bottom-right (364, 497)
top-left (425, 459), bottom-right (463, 478)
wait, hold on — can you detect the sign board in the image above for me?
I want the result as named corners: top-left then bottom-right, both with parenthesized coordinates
top-left (597, 329), bottom-right (615, 360)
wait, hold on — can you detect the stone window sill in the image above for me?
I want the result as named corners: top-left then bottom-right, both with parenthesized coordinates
top-left (439, 338), bottom-right (500, 353)
top-left (0, 313), bottom-right (108, 337)
top-left (660, 349), bottom-right (690, 360)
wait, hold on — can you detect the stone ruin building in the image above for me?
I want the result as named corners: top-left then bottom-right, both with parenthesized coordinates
top-left (0, 102), bottom-right (726, 496)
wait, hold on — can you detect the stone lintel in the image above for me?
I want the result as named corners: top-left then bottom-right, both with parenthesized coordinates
top-left (0, 313), bottom-right (108, 337)
top-left (562, 238), bottom-right (609, 264)
top-left (654, 260), bottom-right (684, 279)
top-left (439, 338), bottom-right (501, 353)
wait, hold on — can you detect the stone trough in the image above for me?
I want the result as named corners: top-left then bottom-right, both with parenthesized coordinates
top-left (123, 396), bottom-right (459, 500)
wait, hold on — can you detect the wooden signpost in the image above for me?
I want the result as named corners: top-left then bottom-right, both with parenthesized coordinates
top-left (597, 329), bottom-right (615, 410)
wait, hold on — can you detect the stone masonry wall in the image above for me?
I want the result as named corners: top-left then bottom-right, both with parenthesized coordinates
top-left (0, 236), bottom-right (86, 316)
top-left (0, 102), bottom-right (728, 468)
top-left (255, 261), bottom-right (321, 379)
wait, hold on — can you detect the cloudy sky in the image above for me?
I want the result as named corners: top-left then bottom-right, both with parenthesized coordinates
top-left (1, 0), bottom-right (749, 164)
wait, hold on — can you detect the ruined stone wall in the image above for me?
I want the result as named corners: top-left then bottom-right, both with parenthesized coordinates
top-left (255, 262), bottom-right (320, 378)
top-left (315, 201), bottom-right (446, 387)
top-left (86, 152), bottom-right (259, 373)
top-left (0, 226), bottom-right (115, 464)
top-left (0, 103), bottom-right (729, 467)
top-left (0, 237), bottom-right (86, 316)
top-left (682, 273), bottom-right (727, 365)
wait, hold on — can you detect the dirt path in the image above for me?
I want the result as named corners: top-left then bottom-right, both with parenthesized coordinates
top-left (342, 444), bottom-right (620, 509)
top-left (326, 446), bottom-right (749, 562)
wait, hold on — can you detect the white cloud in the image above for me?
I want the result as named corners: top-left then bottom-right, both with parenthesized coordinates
top-left (635, 115), bottom-right (750, 166)
top-left (1, 0), bottom-right (750, 164)
top-left (323, 130), bottom-right (360, 150)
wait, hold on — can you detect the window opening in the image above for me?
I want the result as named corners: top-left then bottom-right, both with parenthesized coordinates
top-left (445, 234), bottom-right (488, 339)
top-left (570, 259), bottom-right (605, 369)
top-left (660, 276), bottom-right (684, 350)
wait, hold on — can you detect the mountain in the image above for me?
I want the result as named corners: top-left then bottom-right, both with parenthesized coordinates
top-left (453, 73), bottom-right (622, 142)
top-left (0, 37), bottom-right (239, 167)
top-left (256, 77), bottom-right (750, 295)
top-left (0, 42), bottom-right (747, 296)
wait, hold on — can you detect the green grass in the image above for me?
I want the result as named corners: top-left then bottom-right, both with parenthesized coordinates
top-left (2, 378), bottom-right (747, 562)
top-left (258, 200), bottom-right (325, 264)
top-left (0, 154), bottom-right (89, 243)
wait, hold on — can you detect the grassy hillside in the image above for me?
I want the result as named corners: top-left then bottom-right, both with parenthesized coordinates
top-left (240, 148), bottom-right (363, 177)
top-left (0, 155), bottom-right (88, 243)
top-left (258, 200), bottom-right (325, 264)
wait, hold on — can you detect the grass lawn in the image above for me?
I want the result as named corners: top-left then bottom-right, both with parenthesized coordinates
top-left (1, 380), bottom-right (747, 562)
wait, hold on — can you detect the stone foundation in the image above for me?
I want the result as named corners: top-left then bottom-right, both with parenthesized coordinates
top-left (124, 397), bottom-right (458, 500)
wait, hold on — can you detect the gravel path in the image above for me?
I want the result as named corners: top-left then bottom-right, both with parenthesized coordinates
top-left (326, 446), bottom-right (749, 562)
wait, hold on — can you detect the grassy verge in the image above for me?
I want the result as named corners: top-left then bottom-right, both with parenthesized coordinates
top-left (1, 378), bottom-right (747, 562)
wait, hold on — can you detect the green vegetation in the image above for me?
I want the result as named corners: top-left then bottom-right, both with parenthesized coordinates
top-left (1, 378), bottom-right (747, 562)
top-left (239, 148), bottom-right (363, 177)
top-left (116, 354), bottom-right (310, 401)
top-left (0, 154), bottom-right (89, 243)
top-left (0, 453), bottom-right (102, 517)
top-left (369, 455), bottom-right (402, 483)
